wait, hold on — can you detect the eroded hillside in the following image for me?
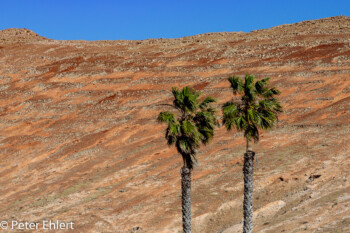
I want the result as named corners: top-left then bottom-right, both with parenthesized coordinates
top-left (0, 16), bottom-right (349, 232)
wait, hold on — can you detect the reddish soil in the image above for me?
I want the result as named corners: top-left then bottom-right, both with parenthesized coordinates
top-left (0, 16), bottom-right (349, 232)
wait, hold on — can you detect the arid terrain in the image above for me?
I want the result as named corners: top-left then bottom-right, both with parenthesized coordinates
top-left (0, 16), bottom-right (349, 232)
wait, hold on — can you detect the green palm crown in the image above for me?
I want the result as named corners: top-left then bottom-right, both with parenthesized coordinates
top-left (222, 74), bottom-right (282, 142)
top-left (158, 86), bottom-right (219, 169)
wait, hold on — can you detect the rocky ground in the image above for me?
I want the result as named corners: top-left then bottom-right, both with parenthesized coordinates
top-left (0, 16), bottom-right (349, 232)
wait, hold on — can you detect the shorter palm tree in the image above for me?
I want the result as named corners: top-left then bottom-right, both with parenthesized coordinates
top-left (222, 74), bottom-right (282, 233)
top-left (158, 86), bottom-right (218, 233)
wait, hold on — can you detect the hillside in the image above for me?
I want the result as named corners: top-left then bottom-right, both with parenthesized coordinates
top-left (0, 16), bottom-right (349, 232)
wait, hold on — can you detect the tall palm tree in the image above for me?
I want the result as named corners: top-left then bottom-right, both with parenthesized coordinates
top-left (158, 86), bottom-right (218, 233)
top-left (222, 74), bottom-right (282, 233)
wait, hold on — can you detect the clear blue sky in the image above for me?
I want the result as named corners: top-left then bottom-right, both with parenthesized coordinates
top-left (1, 0), bottom-right (349, 40)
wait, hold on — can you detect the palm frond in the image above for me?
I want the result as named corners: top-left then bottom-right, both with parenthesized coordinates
top-left (243, 74), bottom-right (256, 102)
top-left (165, 121), bottom-right (181, 145)
top-left (222, 102), bottom-right (243, 130)
top-left (263, 87), bottom-right (281, 98)
top-left (181, 119), bottom-right (200, 141)
top-left (228, 76), bottom-right (244, 94)
top-left (172, 87), bottom-right (184, 112)
top-left (194, 109), bottom-right (217, 144)
top-left (247, 106), bottom-right (260, 124)
top-left (158, 86), bottom-right (218, 169)
top-left (200, 96), bottom-right (216, 109)
top-left (171, 86), bottom-right (201, 114)
top-left (255, 77), bottom-right (270, 95)
top-left (245, 74), bottom-right (255, 87)
top-left (256, 98), bottom-right (282, 129)
top-left (185, 87), bottom-right (200, 112)
top-left (195, 109), bottom-right (218, 124)
top-left (222, 102), bottom-right (239, 118)
top-left (224, 74), bottom-right (282, 144)
top-left (178, 138), bottom-right (190, 153)
top-left (222, 102), bottom-right (246, 131)
top-left (235, 115), bottom-right (247, 130)
top-left (177, 138), bottom-right (197, 155)
top-left (244, 124), bottom-right (259, 142)
top-left (259, 98), bottom-right (283, 114)
top-left (157, 111), bottom-right (176, 124)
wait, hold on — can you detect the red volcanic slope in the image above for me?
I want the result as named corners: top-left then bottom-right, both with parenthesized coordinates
top-left (0, 16), bottom-right (350, 232)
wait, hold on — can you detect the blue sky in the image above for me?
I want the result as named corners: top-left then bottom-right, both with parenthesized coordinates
top-left (1, 0), bottom-right (350, 40)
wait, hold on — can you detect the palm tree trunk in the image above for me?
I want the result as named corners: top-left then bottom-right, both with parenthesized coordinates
top-left (243, 139), bottom-right (255, 233)
top-left (181, 166), bottom-right (192, 233)
top-left (246, 137), bottom-right (252, 152)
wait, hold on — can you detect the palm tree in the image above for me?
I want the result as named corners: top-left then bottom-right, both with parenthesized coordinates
top-left (222, 74), bottom-right (282, 233)
top-left (157, 86), bottom-right (218, 233)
